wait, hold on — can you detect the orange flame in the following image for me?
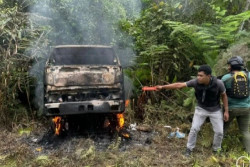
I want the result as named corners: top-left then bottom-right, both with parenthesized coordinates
top-left (122, 132), bottom-right (130, 138)
top-left (116, 113), bottom-right (130, 138)
top-left (125, 99), bottom-right (130, 107)
top-left (52, 116), bottom-right (62, 135)
top-left (117, 113), bottom-right (124, 129)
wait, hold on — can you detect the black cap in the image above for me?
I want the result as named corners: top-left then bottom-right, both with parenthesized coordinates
top-left (227, 56), bottom-right (244, 66)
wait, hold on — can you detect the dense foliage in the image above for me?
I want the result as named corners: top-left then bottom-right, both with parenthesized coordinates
top-left (0, 0), bottom-right (249, 126)
top-left (121, 0), bottom-right (250, 111)
top-left (124, 1), bottom-right (250, 87)
top-left (0, 3), bottom-right (49, 126)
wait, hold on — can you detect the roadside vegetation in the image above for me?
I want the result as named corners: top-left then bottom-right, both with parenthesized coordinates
top-left (0, 0), bottom-right (249, 166)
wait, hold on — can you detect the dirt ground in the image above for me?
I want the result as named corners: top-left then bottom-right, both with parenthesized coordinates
top-left (0, 118), bottom-right (248, 167)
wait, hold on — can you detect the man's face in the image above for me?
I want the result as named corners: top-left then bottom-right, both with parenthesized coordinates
top-left (197, 71), bottom-right (210, 84)
top-left (227, 65), bottom-right (231, 72)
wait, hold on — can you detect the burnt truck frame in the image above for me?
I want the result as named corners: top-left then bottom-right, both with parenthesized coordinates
top-left (44, 45), bottom-right (125, 116)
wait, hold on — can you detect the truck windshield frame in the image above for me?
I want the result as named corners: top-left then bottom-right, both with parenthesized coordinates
top-left (49, 47), bottom-right (118, 65)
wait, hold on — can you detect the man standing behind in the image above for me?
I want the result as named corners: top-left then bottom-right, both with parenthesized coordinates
top-left (221, 56), bottom-right (250, 153)
top-left (156, 65), bottom-right (229, 157)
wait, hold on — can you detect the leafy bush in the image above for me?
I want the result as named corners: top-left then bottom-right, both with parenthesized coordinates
top-left (0, 5), bottom-right (49, 126)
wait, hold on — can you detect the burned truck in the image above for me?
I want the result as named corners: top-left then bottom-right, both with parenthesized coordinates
top-left (44, 45), bottom-right (125, 135)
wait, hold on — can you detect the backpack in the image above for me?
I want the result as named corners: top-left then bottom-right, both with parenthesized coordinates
top-left (228, 71), bottom-right (249, 99)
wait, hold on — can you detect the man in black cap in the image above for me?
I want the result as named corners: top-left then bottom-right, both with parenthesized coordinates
top-left (157, 64), bottom-right (229, 157)
top-left (221, 56), bottom-right (250, 153)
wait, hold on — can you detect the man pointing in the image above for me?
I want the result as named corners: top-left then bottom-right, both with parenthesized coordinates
top-left (157, 65), bottom-right (229, 156)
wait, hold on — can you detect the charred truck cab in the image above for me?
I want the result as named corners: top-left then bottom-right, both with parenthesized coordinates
top-left (44, 45), bottom-right (125, 134)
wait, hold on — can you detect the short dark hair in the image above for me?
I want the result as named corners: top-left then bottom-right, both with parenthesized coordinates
top-left (198, 65), bottom-right (212, 75)
top-left (231, 65), bottom-right (242, 71)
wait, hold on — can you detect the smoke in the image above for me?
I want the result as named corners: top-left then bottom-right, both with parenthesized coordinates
top-left (29, 0), bottom-right (141, 112)
top-left (30, 0), bottom-right (141, 65)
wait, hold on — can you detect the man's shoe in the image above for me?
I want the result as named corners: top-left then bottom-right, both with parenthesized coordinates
top-left (184, 148), bottom-right (192, 157)
top-left (213, 149), bottom-right (222, 156)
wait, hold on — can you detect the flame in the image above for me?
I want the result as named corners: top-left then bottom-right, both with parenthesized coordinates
top-left (116, 113), bottom-right (130, 138)
top-left (52, 116), bottom-right (62, 135)
top-left (122, 132), bottom-right (130, 138)
top-left (117, 113), bottom-right (124, 129)
top-left (125, 99), bottom-right (130, 107)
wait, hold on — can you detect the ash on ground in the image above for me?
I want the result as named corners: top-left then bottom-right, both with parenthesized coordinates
top-left (21, 124), bottom-right (157, 156)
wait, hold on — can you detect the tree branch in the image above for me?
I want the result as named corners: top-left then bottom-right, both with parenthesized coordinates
top-left (239, 0), bottom-right (250, 31)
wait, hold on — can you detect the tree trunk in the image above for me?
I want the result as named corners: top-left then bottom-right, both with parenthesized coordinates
top-left (239, 0), bottom-right (250, 31)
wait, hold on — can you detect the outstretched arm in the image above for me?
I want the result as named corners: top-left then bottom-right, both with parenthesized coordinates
top-left (156, 82), bottom-right (187, 90)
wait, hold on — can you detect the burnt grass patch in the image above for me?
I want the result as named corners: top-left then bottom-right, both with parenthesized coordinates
top-left (0, 118), bottom-right (247, 167)
top-left (23, 121), bottom-right (157, 153)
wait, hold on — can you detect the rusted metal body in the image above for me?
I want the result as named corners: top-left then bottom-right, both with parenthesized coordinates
top-left (44, 45), bottom-right (125, 116)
